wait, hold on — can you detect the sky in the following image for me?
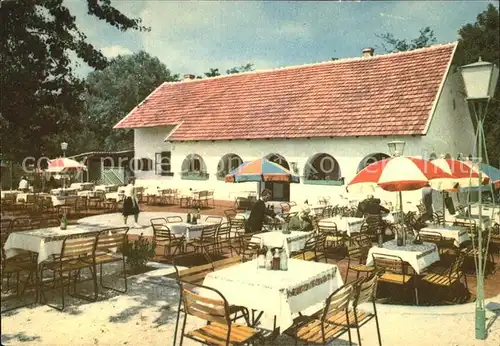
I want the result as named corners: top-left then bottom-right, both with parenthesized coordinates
top-left (65, 0), bottom-right (495, 78)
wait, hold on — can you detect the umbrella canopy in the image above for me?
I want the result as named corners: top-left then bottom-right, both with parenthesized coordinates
top-left (431, 157), bottom-right (488, 189)
top-left (225, 158), bottom-right (300, 183)
top-left (347, 156), bottom-right (454, 194)
top-left (46, 157), bottom-right (87, 173)
top-left (460, 163), bottom-right (500, 191)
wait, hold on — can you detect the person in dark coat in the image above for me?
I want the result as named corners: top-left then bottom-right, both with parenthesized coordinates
top-left (245, 189), bottom-right (284, 233)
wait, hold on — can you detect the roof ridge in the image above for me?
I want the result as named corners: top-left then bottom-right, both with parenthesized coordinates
top-left (164, 42), bottom-right (458, 86)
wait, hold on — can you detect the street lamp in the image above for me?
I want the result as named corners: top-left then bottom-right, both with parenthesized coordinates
top-left (60, 142), bottom-right (68, 158)
top-left (460, 57), bottom-right (499, 340)
top-left (387, 140), bottom-right (405, 157)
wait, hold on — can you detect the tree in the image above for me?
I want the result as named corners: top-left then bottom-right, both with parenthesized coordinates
top-left (204, 68), bottom-right (221, 77)
top-left (226, 63), bottom-right (254, 75)
top-left (0, 0), bottom-right (147, 161)
top-left (376, 26), bottom-right (437, 53)
top-left (455, 4), bottom-right (500, 165)
top-left (84, 51), bottom-right (179, 151)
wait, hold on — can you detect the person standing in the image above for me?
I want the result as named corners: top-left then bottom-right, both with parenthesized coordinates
top-left (421, 186), bottom-right (433, 221)
top-left (246, 189), bottom-right (284, 233)
top-left (123, 177), bottom-right (141, 228)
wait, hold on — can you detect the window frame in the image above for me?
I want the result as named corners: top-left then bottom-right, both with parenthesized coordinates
top-left (155, 151), bottom-right (174, 176)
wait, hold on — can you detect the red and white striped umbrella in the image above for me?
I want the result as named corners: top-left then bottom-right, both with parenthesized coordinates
top-left (347, 156), bottom-right (454, 194)
top-left (431, 157), bottom-right (488, 189)
top-left (46, 157), bottom-right (87, 173)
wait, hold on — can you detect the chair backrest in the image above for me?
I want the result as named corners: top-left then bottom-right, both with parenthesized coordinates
top-left (448, 252), bottom-right (465, 279)
top-left (353, 274), bottom-right (378, 307)
top-left (372, 253), bottom-right (406, 275)
top-left (200, 224), bottom-right (218, 241)
top-left (61, 233), bottom-right (98, 259)
top-left (418, 231), bottom-right (442, 243)
top-left (217, 222), bottom-right (231, 239)
top-left (11, 217), bottom-right (34, 231)
top-left (178, 280), bottom-right (230, 326)
top-left (173, 257), bottom-right (214, 284)
top-left (150, 218), bottom-right (172, 242)
top-left (224, 209), bottom-right (237, 218)
top-left (323, 282), bottom-right (355, 321)
top-left (353, 234), bottom-right (372, 248)
top-left (166, 216), bottom-right (183, 224)
top-left (318, 221), bottom-right (338, 235)
top-left (229, 218), bottom-right (246, 231)
top-left (96, 227), bottom-right (129, 253)
top-left (206, 216), bottom-right (223, 224)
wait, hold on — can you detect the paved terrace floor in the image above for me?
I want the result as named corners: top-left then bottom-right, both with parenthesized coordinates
top-left (1, 263), bottom-right (499, 346)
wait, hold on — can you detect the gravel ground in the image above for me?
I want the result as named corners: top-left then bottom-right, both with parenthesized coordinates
top-left (1, 264), bottom-right (499, 346)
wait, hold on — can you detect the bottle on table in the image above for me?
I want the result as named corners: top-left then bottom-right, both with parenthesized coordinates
top-left (257, 239), bottom-right (266, 269)
top-left (265, 247), bottom-right (273, 270)
top-left (187, 213), bottom-right (191, 224)
top-left (280, 243), bottom-right (288, 271)
top-left (60, 214), bottom-right (67, 230)
top-left (272, 248), bottom-right (280, 270)
top-left (197, 208), bottom-right (201, 222)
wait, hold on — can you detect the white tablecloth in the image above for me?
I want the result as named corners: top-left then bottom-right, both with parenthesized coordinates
top-left (4, 225), bottom-right (102, 264)
top-left (169, 222), bottom-right (217, 241)
top-left (468, 205), bottom-right (500, 225)
top-left (203, 259), bottom-right (343, 332)
top-left (420, 225), bottom-right (469, 247)
top-left (319, 216), bottom-right (364, 236)
top-left (251, 231), bottom-right (311, 254)
top-left (366, 240), bottom-right (440, 274)
top-left (106, 192), bottom-right (124, 202)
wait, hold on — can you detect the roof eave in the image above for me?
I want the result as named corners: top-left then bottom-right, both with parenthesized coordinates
top-left (422, 42), bottom-right (458, 135)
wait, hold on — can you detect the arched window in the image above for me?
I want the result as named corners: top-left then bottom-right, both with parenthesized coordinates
top-left (217, 153), bottom-right (243, 180)
top-left (357, 153), bottom-right (390, 173)
top-left (304, 153), bottom-right (342, 185)
top-left (265, 153), bottom-right (290, 170)
top-left (181, 154), bottom-right (208, 180)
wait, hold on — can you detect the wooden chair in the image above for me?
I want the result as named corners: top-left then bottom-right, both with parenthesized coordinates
top-left (292, 232), bottom-right (327, 262)
top-left (93, 227), bottom-right (129, 294)
top-left (372, 253), bottom-right (419, 305)
top-left (421, 251), bottom-right (467, 302)
top-left (418, 230), bottom-right (453, 255)
top-left (224, 208), bottom-right (237, 219)
top-left (344, 241), bottom-right (375, 282)
top-left (40, 233), bottom-right (99, 311)
top-left (318, 221), bottom-right (345, 249)
top-left (150, 218), bottom-right (184, 258)
top-left (190, 224), bottom-right (219, 261)
top-left (175, 280), bottom-right (258, 346)
top-left (235, 233), bottom-right (261, 262)
top-left (285, 282), bottom-right (354, 345)
top-left (216, 222), bottom-right (233, 256)
top-left (326, 275), bottom-right (382, 346)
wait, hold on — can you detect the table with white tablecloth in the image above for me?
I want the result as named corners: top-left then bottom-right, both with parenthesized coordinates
top-left (318, 216), bottom-right (364, 236)
top-left (251, 231), bottom-right (311, 254)
top-left (4, 225), bottom-right (103, 264)
top-left (420, 224), bottom-right (469, 247)
top-left (366, 240), bottom-right (440, 274)
top-left (452, 214), bottom-right (491, 231)
top-left (468, 205), bottom-right (500, 225)
top-left (169, 222), bottom-right (217, 241)
top-left (202, 259), bottom-right (343, 332)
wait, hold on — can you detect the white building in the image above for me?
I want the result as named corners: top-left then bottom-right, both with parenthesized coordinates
top-left (114, 43), bottom-right (475, 205)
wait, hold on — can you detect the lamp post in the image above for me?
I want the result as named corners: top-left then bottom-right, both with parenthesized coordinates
top-left (460, 57), bottom-right (499, 340)
top-left (388, 140), bottom-right (406, 243)
top-left (60, 142), bottom-right (68, 189)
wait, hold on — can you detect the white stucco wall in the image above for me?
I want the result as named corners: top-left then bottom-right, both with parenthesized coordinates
top-left (130, 67), bottom-right (475, 206)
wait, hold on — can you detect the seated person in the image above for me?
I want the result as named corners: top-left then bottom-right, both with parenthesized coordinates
top-left (288, 204), bottom-right (314, 232)
top-left (364, 198), bottom-right (390, 216)
top-left (245, 189), bottom-right (284, 233)
top-left (18, 176), bottom-right (29, 192)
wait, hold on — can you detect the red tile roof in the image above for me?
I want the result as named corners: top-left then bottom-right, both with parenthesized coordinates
top-left (114, 43), bottom-right (457, 141)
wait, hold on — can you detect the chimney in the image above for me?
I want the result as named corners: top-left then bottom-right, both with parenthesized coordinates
top-left (183, 74), bottom-right (195, 80)
top-left (362, 47), bottom-right (374, 58)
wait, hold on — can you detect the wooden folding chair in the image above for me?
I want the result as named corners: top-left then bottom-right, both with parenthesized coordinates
top-left (150, 218), bottom-right (184, 258)
top-left (284, 282), bottom-right (354, 345)
top-left (292, 232), bottom-right (327, 262)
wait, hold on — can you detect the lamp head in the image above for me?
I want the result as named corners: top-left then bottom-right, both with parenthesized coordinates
top-left (460, 57), bottom-right (499, 100)
top-left (387, 140), bottom-right (405, 157)
top-left (60, 142), bottom-right (68, 151)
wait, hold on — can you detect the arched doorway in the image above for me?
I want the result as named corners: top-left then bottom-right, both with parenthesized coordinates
top-left (357, 153), bottom-right (390, 172)
top-left (217, 153), bottom-right (243, 180)
top-left (304, 153), bottom-right (342, 182)
top-left (264, 153), bottom-right (290, 201)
